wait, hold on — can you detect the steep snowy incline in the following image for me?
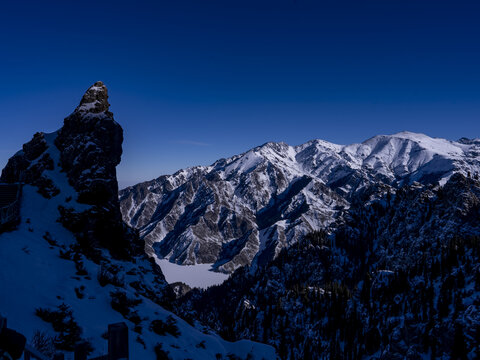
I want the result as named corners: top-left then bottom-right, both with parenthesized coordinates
top-left (120, 132), bottom-right (480, 273)
top-left (0, 82), bottom-right (276, 359)
top-left (0, 185), bottom-right (276, 359)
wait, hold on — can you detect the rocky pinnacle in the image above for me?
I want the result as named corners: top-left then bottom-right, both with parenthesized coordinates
top-left (74, 80), bottom-right (113, 117)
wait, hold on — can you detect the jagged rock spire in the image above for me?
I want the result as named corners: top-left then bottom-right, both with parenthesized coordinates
top-left (75, 81), bottom-right (112, 117)
top-left (56, 81), bottom-right (123, 204)
top-left (54, 82), bottom-right (137, 257)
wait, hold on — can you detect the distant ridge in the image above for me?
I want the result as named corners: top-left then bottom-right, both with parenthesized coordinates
top-left (120, 131), bottom-right (480, 272)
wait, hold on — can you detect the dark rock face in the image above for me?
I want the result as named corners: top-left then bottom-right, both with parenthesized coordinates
top-left (170, 282), bottom-right (192, 299)
top-left (55, 81), bottom-right (123, 206)
top-left (23, 132), bottom-right (48, 160)
top-left (1, 132), bottom-right (59, 198)
top-left (75, 80), bottom-right (113, 116)
top-left (54, 82), bottom-right (137, 258)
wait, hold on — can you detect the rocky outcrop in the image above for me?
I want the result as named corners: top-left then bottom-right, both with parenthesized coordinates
top-left (1, 132), bottom-right (59, 198)
top-left (55, 81), bottom-right (122, 206)
top-left (1, 81), bottom-right (139, 258)
top-left (53, 82), bottom-right (136, 258)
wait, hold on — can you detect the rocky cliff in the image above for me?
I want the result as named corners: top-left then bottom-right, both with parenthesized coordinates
top-left (2, 81), bottom-right (138, 258)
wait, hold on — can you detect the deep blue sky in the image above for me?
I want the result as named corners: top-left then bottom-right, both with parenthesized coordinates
top-left (1, 0), bottom-right (479, 187)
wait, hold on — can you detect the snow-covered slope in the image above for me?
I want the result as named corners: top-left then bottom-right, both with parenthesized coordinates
top-left (0, 185), bottom-right (274, 359)
top-left (0, 82), bottom-right (276, 359)
top-left (120, 131), bottom-right (480, 273)
top-left (178, 174), bottom-right (480, 359)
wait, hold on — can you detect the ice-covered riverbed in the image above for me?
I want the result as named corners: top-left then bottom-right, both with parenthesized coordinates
top-left (155, 258), bottom-right (230, 289)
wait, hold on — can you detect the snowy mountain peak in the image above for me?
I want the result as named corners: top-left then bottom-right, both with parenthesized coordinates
top-left (121, 131), bottom-right (480, 273)
top-left (367, 131), bottom-right (465, 154)
top-left (75, 81), bottom-right (112, 117)
top-left (390, 130), bottom-right (430, 139)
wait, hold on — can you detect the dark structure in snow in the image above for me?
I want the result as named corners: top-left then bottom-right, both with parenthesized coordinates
top-left (0, 315), bottom-right (26, 360)
top-left (0, 184), bottom-right (21, 231)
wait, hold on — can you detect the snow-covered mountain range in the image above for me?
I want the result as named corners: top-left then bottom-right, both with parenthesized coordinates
top-left (120, 132), bottom-right (480, 272)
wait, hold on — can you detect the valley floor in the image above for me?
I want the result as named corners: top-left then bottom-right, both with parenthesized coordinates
top-left (155, 258), bottom-right (229, 289)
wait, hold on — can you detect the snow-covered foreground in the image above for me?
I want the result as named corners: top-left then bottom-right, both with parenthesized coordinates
top-left (0, 188), bottom-right (276, 359)
top-left (0, 82), bottom-right (276, 359)
top-left (156, 259), bottom-right (229, 289)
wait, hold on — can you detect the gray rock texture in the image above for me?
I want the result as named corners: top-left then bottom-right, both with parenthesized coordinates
top-left (120, 132), bottom-right (480, 272)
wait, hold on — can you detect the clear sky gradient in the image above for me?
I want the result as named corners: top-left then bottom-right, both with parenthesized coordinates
top-left (0, 0), bottom-right (479, 187)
